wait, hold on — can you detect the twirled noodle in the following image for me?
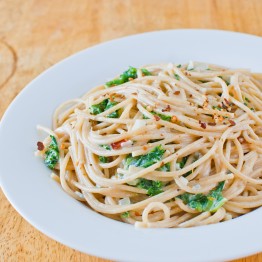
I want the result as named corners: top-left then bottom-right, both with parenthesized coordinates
top-left (36, 62), bottom-right (262, 228)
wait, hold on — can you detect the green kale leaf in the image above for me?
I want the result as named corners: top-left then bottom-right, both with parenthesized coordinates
top-left (177, 181), bottom-right (226, 212)
top-left (99, 156), bottom-right (109, 163)
top-left (90, 99), bottom-right (119, 118)
top-left (106, 66), bottom-right (151, 87)
top-left (44, 135), bottom-right (59, 169)
top-left (125, 145), bottom-right (165, 169)
top-left (100, 144), bottom-right (111, 150)
top-left (143, 111), bottom-right (171, 121)
top-left (158, 162), bottom-right (170, 171)
top-left (121, 211), bottom-right (130, 218)
top-left (137, 178), bottom-right (163, 196)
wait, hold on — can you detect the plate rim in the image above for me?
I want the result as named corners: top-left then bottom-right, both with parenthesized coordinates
top-left (1, 29), bottom-right (262, 262)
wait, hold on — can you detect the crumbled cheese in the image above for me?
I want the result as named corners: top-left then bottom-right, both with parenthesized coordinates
top-left (195, 62), bottom-right (209, 71)
top-left (187, 61), bottom-right (209, 72)
top-left (127, 179), bottom-right (139, 186)
top-left (187, 61), bottom-right (194, 71)
top-left (75, 191), bottom-right (84, 199)
top-left (50, 173), bottom-right (60, 183)
top-left (176, 163), bottom-right (181, 170)
top-left (124, 166), bottom-right (142, 185)
top-left (180, 176), bottom-right (188, 185)
top-left (129, 165), bottom-right (144, 172)
top-left (167, 63), bottom-right (174, 69)
top-left (192, 184), bottom-right (201, 190)
top-left (132, 119), bottom-right (146, 132)
top-left (121, 140), bottom-right (133, 148)
top-left (118, 197), bottom-right (131, 206)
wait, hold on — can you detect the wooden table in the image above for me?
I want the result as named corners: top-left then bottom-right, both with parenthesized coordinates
top-left (0, 0), bottom-right (262, 261)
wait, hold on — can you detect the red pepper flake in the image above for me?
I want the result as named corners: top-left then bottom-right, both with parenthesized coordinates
top-left (171, 116), bottom-right (177, 123)
top-left (135, 211), bottom-right (140, 216)
top-left (174, 91), bottom-right (180, 95)
top-left (203, 101), bottom-right (208, 108)
top-left (37, 141), bottom-right (44, 151)
top-left (221, 102), bottom-right (227, 109)
top-left (143, 145), bottom-right (148, 151)
top-left (199, 120), bottom-right (206, 129)
top-left (111, 139), bottom-right (127, 150)
top-left (229, 120), bottom-right (236, 126)
top-left (238, 137), bottom-right (244, 143)
top-left (208, 122), bottom-right (216, 126)
top-left (162, 105), bottom-right (171, 112)
top-left (224, 98), bottom-right (230, 105)
top-left (200, 122), bottom-right (207, 129)
top-left (189, 94), bottom-right (193, 98)
top-left (154, 115), bottom-right (161, 121)
top-left (109, 93), bottom-right (115, 102)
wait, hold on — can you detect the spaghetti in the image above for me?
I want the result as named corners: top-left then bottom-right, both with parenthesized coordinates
top-left (36, 62), bottom-right (262, 228)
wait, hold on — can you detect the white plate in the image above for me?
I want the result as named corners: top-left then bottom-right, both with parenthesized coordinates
top-left (1, 29), bottom-right (262, 262)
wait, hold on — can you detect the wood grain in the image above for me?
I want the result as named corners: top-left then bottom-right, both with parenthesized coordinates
top-left (0, 0), bottom-right (262, 261)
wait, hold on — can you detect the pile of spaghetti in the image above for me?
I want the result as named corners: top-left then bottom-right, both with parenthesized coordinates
top-left (36, 62), bottom-right (262, 228)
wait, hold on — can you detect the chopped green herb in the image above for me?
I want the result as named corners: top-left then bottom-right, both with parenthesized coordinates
top-left (141, 68), bottom-right (151, 76)
top-left (137, 178), bottom-right (163, 196)
top-left (244, 97), bottom-right (250, 102)
top-left (244, 102), bottom-right (248, 106)
top-left (105, 100), bottom-right (119, 118)
top-left (177, 156), bottom-right (192, 177)
top-left (177, 64), bottom-right (182, 68)
top-left (148, 139), bottom-right (163, 143)
top-left (100, 144), bottom-right (111, 150)
top-left (178, 156), bottom-right (189, 169)
top-left (121, 211), bottom-right (130, 218)
top-left (99, 156), bottom-right (109, 163)
top-left (44, 135), bottom-right (59, 169)
top-left (183, 170), bottom-right (192, 177)
top-left (177, 181), bottom-right (226, 212)
top-left (105, 66), bottom-right (151, 87)
top-left (158, 162), bottom-right (170, 172)
top-left (90, 99), bottom-right (119, 118)
top-left (178, 154), bottom-right (199, 177)
top-left (125, 145), bottom-right (165, 169)
top-left (174, 74), bottom-right (180, 80)
top-left (212, 105), bottom-right (222, 111)
top-left (151, 111), bottom-right (171, 121)
top-left (218, 76), bottom-right (230, 85)
top-left (143, 111), bottom-right (171, 121)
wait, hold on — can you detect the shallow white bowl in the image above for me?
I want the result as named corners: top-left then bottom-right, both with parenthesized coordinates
top-left (1, 29), bottom-right (262, 262)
